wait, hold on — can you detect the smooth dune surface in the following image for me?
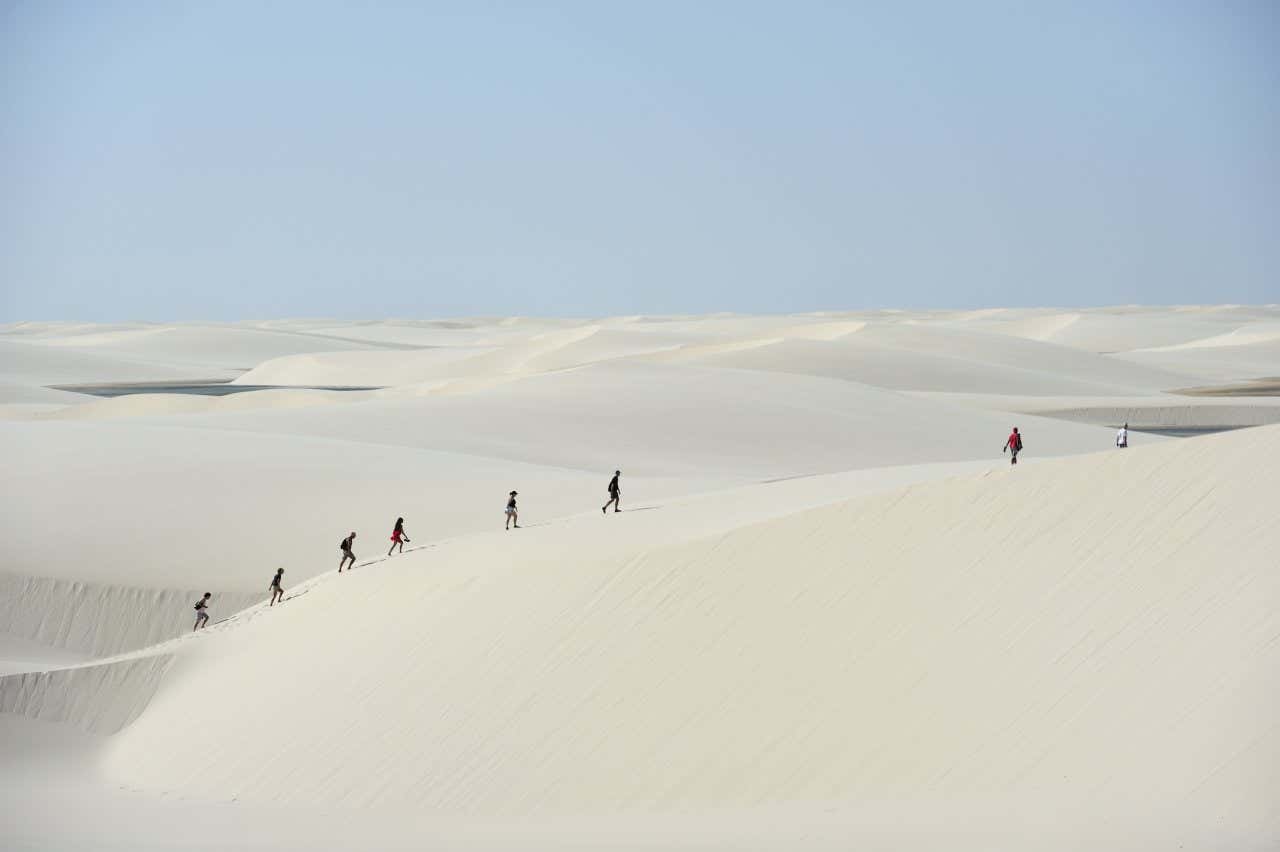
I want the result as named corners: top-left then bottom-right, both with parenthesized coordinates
top-left (98, 428), bottom-right (1280, 822)
top-left (1, 306), bottom-right (1277, 851)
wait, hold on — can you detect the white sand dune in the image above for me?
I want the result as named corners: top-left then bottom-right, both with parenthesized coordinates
top-left (232, 345), bottom-right (493, 386)
top-left (233, 326), bottom-right (700, 386)
top-left (661, 323), bottom-right (1198, 395)
top-left (1114, 339), bottom-right (1280, 384)
top-left (903, 392), bottom-right (1280, 431)
top-left (0, 360), bottom-right (1120, 662)
top-left (0, 418), bottom-right (666, 655)
top-left (135, 362), bottom-right (1129, 476)
top-left (1, 426), bottom-right (1271, 850)
top-left (1129, 320), bottom-right (1280, 352)
top-left (1, 308), bottom-right (1277, 851)
top-left (4, 321), bottom-right (407, 371)
top-left (0, 338), bottom-right (213, 386)
top-left (955, 305), bottom-right (1280, 352)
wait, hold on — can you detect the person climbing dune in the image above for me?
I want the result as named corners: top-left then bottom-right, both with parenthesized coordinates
top-left (193, 592), bottom-right (211, 630)
top-left (602, 470), bottom-right (622, 514)
top-left (505, 491), bottom-right (520, 530)
top-left (269, 568), bottom-right (285, 606)
top-left (388, 517), bottom-right (410, 556)
top-left (1003, 426), bottom-right (1023, 465)
top-left (339, 531), bottom-right (357, 572)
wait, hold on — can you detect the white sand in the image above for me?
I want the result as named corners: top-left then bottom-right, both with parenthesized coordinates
top-left (1, 307), bottom-right (1277, 850)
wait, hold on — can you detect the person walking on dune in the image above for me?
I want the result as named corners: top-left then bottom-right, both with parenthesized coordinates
top-left (505, 491), bottom-right (520, 530)
top-left (339, 531), bottom-right (357, 572)
top-left (388, 517), bottom-right (410, 556)
top-left (1003, 426), bottom-right (1023, 465)
top-left (269, 568), bottom-right (285, 606)
top-left (602, 470), bottom-right (622, 514)
top-left (193, 592), bottom-right (211, 630)
top-left (1116, 422), bottom-right (1129, 448)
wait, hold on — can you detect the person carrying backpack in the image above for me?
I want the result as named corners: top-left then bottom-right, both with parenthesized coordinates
top-left (1116, 423), bottom-right (1128, 448)
top-left (339, 532), bottom-right (357, 572)
top-left (1003, 427), bottom-right (1023, 465)
top-left (602, 470), bottom-right (622, 514)
top-left (193, 592), bottom-right (211, 630)
top-left (269, 568), bottom-right (285, 606)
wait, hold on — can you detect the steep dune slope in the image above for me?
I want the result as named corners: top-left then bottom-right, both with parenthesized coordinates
top-left (0, 420), bottom-right (618, 656)
top-left (101, 426), bottom-right (1278, 841)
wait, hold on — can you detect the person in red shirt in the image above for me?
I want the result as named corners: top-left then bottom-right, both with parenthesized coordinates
top-left (1003, 427), bottom-right (1023, 465)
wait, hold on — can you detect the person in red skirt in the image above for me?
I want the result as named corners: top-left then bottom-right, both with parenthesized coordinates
top-left (388, 517), bottom-right (410, 556)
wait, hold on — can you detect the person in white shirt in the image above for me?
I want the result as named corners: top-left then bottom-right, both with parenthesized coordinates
top-left (1116, 423), bottom-right (1128, 448)
top-left (193, 593), bottom-right (211, 630)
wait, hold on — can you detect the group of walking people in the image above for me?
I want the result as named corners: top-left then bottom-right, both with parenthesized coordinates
top-left (187, 420), bottom-right (1137, 632)
top-left (189, 423), bottom-right (1130, 632)
top-left (1002, 422), bottom-right (1130, 466)
top-left (193, 472), bottom-right (624, 630)
top-left (335, 517), bottom-right (410, 576)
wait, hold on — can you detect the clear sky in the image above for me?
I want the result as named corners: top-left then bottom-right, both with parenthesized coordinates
top-left (2, 1), bottom-right (1276, 321)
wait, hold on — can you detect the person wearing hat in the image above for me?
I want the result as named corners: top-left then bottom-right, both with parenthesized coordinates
top-left (505, 491), bottom-right (520, 530)
top-left (602, 470), bottom-right (622, 514)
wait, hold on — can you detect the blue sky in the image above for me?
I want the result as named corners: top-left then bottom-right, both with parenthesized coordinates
top-left (1, 1), bottom-right (1276, 320)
